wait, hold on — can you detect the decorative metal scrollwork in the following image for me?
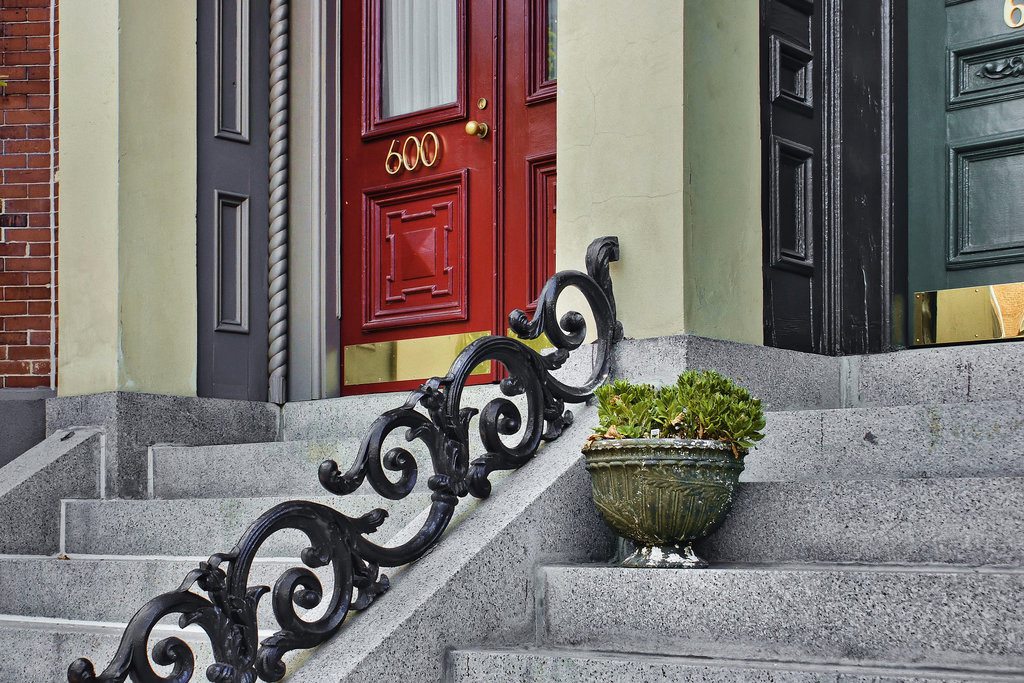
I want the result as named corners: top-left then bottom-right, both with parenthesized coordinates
top-left (67, 236), bottom-right (621, 683)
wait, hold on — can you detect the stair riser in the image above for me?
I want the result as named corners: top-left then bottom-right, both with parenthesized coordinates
top-left (0, 557), bottom-right (340, 624)
top-left (150, 438), bottom-right (361, 499)
top-left (61, 494), bottom-right (430, 556)
top-left (750, 403), bottom-right (1024, 482)
top-left (696, 477), bottom-right (1024, 566)
top-left (542, 567), bottom-right (1024, 670)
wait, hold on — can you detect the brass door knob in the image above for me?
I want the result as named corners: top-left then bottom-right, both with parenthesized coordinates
top-left (465, 120), bottom-right (489, 139)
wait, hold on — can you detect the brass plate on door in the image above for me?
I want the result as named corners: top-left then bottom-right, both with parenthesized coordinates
top-left (913, 282), bottom-right (1024, 345)
top-left (344, 331), bottom-right (492, 386)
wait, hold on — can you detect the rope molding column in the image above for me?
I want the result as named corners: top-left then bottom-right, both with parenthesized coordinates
top-left (268, 0), bottom-right (290, 404)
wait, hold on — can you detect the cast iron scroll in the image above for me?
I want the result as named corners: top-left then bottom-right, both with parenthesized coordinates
top-left (67, 236), bottom-right (621, 683)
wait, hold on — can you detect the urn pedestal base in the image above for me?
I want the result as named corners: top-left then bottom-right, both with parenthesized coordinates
top-left (620, 542), bottom-right (708, 569)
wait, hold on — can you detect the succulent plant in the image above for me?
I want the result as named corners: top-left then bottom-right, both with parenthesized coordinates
top-left (590, 370), bottom-right (766, 457)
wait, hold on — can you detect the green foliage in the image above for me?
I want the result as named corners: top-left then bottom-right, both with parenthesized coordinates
top-left (592, 370), bottom-right (766, 454)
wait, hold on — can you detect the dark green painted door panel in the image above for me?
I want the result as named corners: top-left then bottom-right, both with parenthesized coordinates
top-left (908, 0), bottom-right (1024, 296)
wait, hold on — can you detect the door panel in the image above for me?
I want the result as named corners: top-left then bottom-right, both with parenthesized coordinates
top-left (197, 0), bottom-right (271, 400)
top-left (339, 0), bottom-right (555, 394)
top-left (761, 0), bottom-right (824, 353)
top-left (909, 0), bottom-right (1024, 344)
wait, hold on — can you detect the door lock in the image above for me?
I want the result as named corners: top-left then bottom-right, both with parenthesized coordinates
top-left (465, 120), bottom-right (489, 139)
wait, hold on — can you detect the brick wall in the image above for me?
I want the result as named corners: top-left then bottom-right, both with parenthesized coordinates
top-left (0, 0), bottom-right (56, 390)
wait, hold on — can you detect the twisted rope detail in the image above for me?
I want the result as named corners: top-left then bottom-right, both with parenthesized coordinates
top-left (268, 0), bottom-right (289, 404)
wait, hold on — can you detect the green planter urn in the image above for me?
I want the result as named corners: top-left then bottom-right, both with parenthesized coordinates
top-left (582, 437), bottom-right (745, 569)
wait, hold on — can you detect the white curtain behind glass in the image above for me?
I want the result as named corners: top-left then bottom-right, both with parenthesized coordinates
top-left (381, 0), bottom-right (458, 119)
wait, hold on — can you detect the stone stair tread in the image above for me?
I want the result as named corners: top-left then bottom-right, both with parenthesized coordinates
top-left (62, 493), bottom-right (432, 556)
top-left (540, 564), bottom-right (1024, 671)
top-left (697, 476), bottom-right (1024, 566)
top-left (449, 647), bottom-right (1024, 682)
top-left (750, 400), bottom-right (1024, 481)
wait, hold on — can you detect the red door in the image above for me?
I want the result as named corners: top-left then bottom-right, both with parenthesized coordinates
top-left (340, 0), bottom-right (557, 394)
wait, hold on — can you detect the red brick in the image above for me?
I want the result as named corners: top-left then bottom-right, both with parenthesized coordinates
top-left (0, 243), bottom-right (27, 257)
top-left (0, 94), bottom-right (28, 109)
top-left (26, 242), bottom-right (48, 256)
top-left (3, 80), bottom-right (49, 95)
top-left (4, 315), bottom-right (48, 330)
top-left (26, 299), bottom-right (46, 314)
top-left (0, 331), bottom-right (25, 344)
top-left (0, 67), bottom-right (27, 81)
top-left (3, 21), bottom-right (49, 36)
top-left (0, 301), bottom-right (26, 315)
top-left (0, 272), bottom-right (26, 286)
top-left (0, 346), bottom-right (6, 360)
top-left (27, 330), bottom-right (47, 344)
top-left (3, 285), bottom-right (47, 300)
top-left (6, 374), bottom-right (47, 388)
top-left (0, 360), bottom-right (30, 374)
top-left (4, 198), bottom-right (47, 213)
top-left (27, 214), bottom-right (49, 227)
top-left (25, 37), bottom-right (51, 50)
top-left (0, 153), bottom-right (26, 168)
top-left (3, 256), bottom-right (48, 270)
top-left (6, 0), bottom-right (54, 8)
top-left (26, 184), bottom-right (49, 198)
top-left (0, 185), bottom-right (27, 199)
top-left (2, 51), bottom-right (50, 66)
top-left (24, 124), bottom-right (47, 138)
top-left (6, 138), bottom-right (47, 154)
top-left (3, 227), bottom-right (48, 241)
top-left (4, 168), bottom-right (47, 182)
top-left (6, 344), bottom-right (45, 360)
top-left (30, 359), bottom-right (49, 373)
top-left (26, 271), bottom-right (49, 284)
top-left (0, 124), bottom-right (27, 139)
top-left (0, 37), bottom-right (28, 51)
top-left (0, 10), bottom-right (28, 21)
top-left (4, 110), bottom-right (47, 125)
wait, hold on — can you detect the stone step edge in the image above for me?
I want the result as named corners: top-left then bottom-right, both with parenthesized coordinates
top-left (449, 646), bottom-right (1024, 682)
top-left (542, 560), bottom-right (1024, 576)
top-left (0, 613), bottom-right (278, 641)
top-left (762, 397), bottom-right (1024, 415)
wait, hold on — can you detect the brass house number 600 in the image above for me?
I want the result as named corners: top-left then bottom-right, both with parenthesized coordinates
top-left (385, 132), bottom-right (441, 176)
top-left (1007, 0), bottom-right (1024, 28)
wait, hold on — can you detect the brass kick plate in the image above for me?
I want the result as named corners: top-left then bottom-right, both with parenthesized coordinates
top-left (344, 330), bottom-right (492, 386)
top-left (913, 282), bottom-right (1024, 346)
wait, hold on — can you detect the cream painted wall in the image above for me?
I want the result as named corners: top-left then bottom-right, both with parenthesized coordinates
top-left (58, 0), bottom-right (197, 396)
top-left (557, 0), bottom-right (686, 340)
top-left (683, 0), bottom-right (763, 345)
top-left (557, 0), bottom-right (762, 344)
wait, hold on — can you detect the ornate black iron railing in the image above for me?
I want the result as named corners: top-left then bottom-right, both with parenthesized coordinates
top-left (68, 236), bottom-right (621, 683)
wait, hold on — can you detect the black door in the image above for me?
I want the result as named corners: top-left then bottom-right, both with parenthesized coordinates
top-left (197, 0), bottom-right (271, 400)
top-left (908, 0), bottom-right (1024, 345)
top-left (761, 0), bottom-right (905, 354)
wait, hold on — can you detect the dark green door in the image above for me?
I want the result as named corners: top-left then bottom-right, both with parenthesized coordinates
top-left (909, 0), bottom-right (1024, 343)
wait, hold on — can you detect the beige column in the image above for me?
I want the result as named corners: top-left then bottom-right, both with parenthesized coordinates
top-left (556, 0), bottom-right (762, 344)
top-left (59, 0), bottom-right (198, 396)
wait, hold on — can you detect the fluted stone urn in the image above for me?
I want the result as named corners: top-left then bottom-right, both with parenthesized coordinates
top-left (582, 438), bottom-right (745, 568)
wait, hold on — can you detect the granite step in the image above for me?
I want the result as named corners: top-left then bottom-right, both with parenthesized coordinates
top-left (695, 476), bottom-right (1024, 566)
top-left (149, 437), bottom-right (363, 499)
top-left (0, 554), bottom-right (357, 624)
top-left (62, 493), bottom-right (432, 556)
top-left (448, 647), bottom-right (1024, 682)
top-left (750, 401), bottom-right (1024, 482)
top-left (0, 615), bottom-right (304, 683)
top-left (540, 565), bottom-right (1024, 672)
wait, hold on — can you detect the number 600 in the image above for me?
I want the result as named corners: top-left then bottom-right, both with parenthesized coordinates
top-left (385, 132), bottom-right (441, 175)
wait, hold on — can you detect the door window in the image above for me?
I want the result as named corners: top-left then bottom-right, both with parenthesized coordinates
top-left (381, 0), bottom-right (458, 118)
